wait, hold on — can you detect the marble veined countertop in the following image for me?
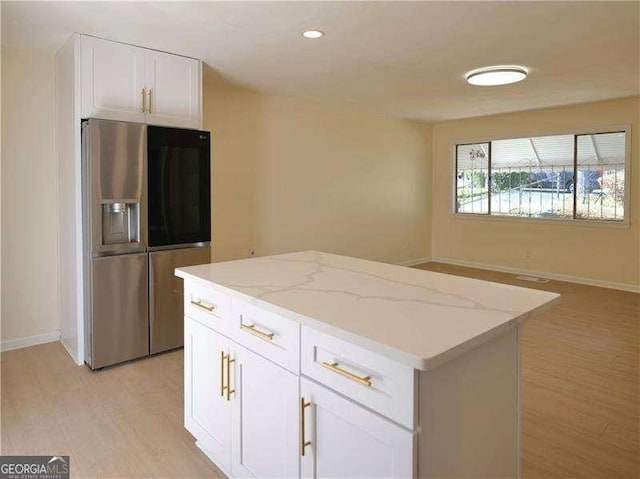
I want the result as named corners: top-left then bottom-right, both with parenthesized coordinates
top-left (176, 251), bottom-right (559, 370)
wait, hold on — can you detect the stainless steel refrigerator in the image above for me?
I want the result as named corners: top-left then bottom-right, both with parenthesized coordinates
top-left (82, 119), bottom-right (211, 369)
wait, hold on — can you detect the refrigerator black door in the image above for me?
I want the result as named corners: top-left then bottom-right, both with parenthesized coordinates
top-left (89, 253), bottom-right (149, 369)
top-left (147, 126), bottom-right (211, 247)
top-left (149, 246), bottom-right (211, 354)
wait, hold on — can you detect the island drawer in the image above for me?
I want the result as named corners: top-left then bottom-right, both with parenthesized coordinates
top-left (183, 281), bottom-right (232, 334)
top-left (230, 300), bottom-right (300, 374)
top-left (301, 326), bottom-right (416, 429)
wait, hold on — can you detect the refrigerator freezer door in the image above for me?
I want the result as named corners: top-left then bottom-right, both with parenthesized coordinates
top-left (90, 253), bottom-right (149, 369)
top-left (149, 246), bottom-right (211, 354)
top-left (84, 119), bottom-right (147, 255)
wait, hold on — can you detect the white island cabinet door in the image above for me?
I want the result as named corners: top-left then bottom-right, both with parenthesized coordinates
top-left (80, 36), bottom-right (146, 122)
top-left (184, 317), bottom-right (232, 475)
top-left (231, 343), bottom-right (299, 478)
top-left (144, 50), bottom-right (201, 129)
top-left (301, 377), bottom-right (415, 479)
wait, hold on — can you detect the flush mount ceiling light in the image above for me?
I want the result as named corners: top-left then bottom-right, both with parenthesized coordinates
top-left (302, 30), bottom-right (324, 39)
top-left (466, 66), bottom-right (528, 86)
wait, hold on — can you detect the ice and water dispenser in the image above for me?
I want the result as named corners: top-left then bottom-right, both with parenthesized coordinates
top-left (101, 201), bottom-right (140, 245)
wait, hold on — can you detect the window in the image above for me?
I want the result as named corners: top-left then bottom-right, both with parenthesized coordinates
top-left (455, 130), bottom-right (628, 222)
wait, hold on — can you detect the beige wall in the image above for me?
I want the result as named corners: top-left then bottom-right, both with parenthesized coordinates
top-left (431, 97), bottom-right (640, 288)
top-left (4, 46), bottom-right (635, 346)
top-left (204, 74), bottom-right (432, 265)
top-left (1, 47), bottom-right (60, 341)
top-left (0, 54), bottom-right (432, 343)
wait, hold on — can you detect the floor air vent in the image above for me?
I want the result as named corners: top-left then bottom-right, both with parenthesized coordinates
top-left (516, 275), bottom-right (549, 283)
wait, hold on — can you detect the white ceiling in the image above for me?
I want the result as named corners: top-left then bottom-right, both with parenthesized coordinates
top-left (2, 1), bottom-right (639, 121)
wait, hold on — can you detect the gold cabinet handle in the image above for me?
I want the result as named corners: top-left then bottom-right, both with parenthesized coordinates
top-left (221, 352), bottom-right (235, 401)
top-left (321, 361), bottom-right (372, 387)
top-left (300, 398), bottom-right (311, 456)
top-left (225, 354), bottom-right (235, 401)
top-left (147, 88), bottom-right (153, 113)
top-left (240, 323), bottom-right (274, 341)
top-left (220, 351), bottom-right (226, 397)
top-left (191, 298), bottom-right (215, 313)
top-left (141, 87), bottom-right (147, 113)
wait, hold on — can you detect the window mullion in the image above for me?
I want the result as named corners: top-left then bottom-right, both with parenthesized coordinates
top-left (573, 135), bottom-right (578, 219)
top-left (455, 145), bottom-right (459, 214)
top-left (487, 142), bottom-right (492, 216)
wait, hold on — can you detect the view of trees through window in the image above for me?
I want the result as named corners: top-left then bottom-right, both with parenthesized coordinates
top-left (455, 132), bottom-right (626, 221)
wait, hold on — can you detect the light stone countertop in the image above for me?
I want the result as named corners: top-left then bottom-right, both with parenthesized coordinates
top-left (176, 251), bottom-right (560, 370)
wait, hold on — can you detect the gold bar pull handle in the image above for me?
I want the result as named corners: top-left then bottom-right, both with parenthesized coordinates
top-left (191, 298), bottom-right (215, 313)
top-left (240, 323), bottom-right (275, 341)
top-left (321, 361), bottom-right (372, 387)
top-left (300, 398), bottom-right (311, 456)
top-left (225, 355), bottom-right (235, 401)
top-left (141, 88), bottom-right (147, 113)
top-left (220, 351), bottom-right (227, 397)
top-left (147, 88), bottom-right (153, 113)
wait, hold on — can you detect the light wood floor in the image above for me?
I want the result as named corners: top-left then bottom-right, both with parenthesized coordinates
top-left (417, 263), bottom-right (639, 479)
top-left (0, 343), bottom-right (224, 478)
top-left (1, 263), bottom-right (638, 478)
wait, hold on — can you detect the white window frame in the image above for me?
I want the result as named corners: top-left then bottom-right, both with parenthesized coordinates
top-left (450, 124), bottom-right (632, 228)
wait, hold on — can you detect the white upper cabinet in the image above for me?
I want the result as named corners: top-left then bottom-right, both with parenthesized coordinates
top-left (145, 50), bottom-right (201, 129)
top-left (81, 36), bottom-right (146, 123)
top-left (80, 35), bottom-right (202, 128)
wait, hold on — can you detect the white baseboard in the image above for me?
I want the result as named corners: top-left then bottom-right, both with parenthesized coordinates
top-left (432, 257), bottom-right (640, 293)
top-left (1, 330), bottom-right (61, 353)
top-left (396, 257), bottom-right (431, 267)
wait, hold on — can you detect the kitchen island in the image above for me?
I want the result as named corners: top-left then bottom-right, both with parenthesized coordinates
top-left (176, 251), bottom-right (559, 478)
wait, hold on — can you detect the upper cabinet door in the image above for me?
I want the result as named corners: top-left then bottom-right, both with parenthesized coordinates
top-left (81, 36), bottom-right (146, 122)
top-left (144, 51), bottom-right (201, 129)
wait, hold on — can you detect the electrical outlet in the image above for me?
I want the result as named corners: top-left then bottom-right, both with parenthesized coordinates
top-left (525, 248), bottom-right (532, 258)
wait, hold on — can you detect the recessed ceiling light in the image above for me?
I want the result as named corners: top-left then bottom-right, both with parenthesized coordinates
top-left (466, 66), bottom-right (528, 86)
top-left (302, 30), bottom-right (324, 39)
